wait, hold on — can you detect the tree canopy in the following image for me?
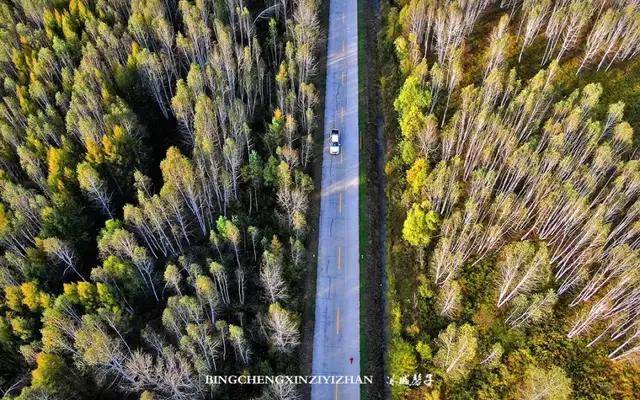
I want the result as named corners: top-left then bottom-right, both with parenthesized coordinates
top-left (384, 0), bottom-right (640, 398)
top-left (0, 0), bottom-right (322, 398)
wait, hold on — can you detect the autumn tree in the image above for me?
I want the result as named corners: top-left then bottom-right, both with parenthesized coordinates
top-left (518, 365), bottom-right (572, 400)
top-left (433, 323), bottom-right (478, 382)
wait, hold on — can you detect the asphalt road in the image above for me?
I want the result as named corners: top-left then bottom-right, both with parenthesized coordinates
top-left (310, 0), bottom-right (360, 399)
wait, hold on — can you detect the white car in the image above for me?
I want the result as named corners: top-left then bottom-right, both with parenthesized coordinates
top-left (329, 129), bottom-right (340, 155)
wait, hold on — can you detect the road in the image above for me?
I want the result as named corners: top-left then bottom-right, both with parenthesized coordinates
top-left (311, 0), bottom-right (360, 399)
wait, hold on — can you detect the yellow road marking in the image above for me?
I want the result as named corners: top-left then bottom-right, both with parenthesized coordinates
top-left (336, 307), bottom-right (341, 334)
top-left (338, 246), bottom-right (342, 269)
top-left (341, 71), bottom-right (346, 84)
top-left (338, 192), bottom-right (342, 213)
top-left (340, 106), bottom-right (345, 122)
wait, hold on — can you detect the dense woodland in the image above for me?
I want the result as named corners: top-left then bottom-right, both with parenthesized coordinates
top-left (383, 0), bottom-right (640, 399)
top-left (0, 0), bottom-right (321, 399)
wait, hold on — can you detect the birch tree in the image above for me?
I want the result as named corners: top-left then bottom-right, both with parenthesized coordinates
top-left (42, 238), bottom-right (84, 281)
top-left (265, 303), bottom-right (300, 354)
top-left (495, 241), bottom-right (550, 308)
top-left (518, 365), bottom-right (572, 400)
top-left (228, 324), bottom-right (250, 364)
top-left (77, 162), bottom-right (112, 218)
top-left (433, 323), bottom-right (478, 382)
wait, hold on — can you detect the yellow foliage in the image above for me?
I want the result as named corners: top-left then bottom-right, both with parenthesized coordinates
top-left (39, 293), bottom-right (52, 309)
top-left (32, 353), bottom-right (65, 389)
top-left (61, 13), bottom-right (77, 42)
top-left (63, 282), bottom-right (77, 297)
top-left (41, 323), bottom-right (65, 353)
top-left (96, 283), bottom-right (118, 310)
top-left (200, 137), bottom-right (214, 154)
top-left (406, 158), bottom-right (428, 195)
top-left (5, 286), bottom-right (23, 311)
top-left (41, 206), bottom-right (54, 223)
top-left (47, 147), bottom-right (65, 188)
top-left (195, 275), bottom-right (214, 295)
top-left (101, 134), bottom-right (117, 163)
top-left (112, 125), bottom-right (125, 141)
top-left (54, 9), bottom-right (63, 27)
top-left (43, 9), bottom-right (55, 30)
top-left (76, 282), bottom-right (96, 305)
top-left (85, 137), bottom-right (104, 164)
top-left (140, 391), bottom-right (155, 400)
top-left (131, 41), bottom-right (140, 54)
top-left (20, 281), bottom-right (41, 312)
top-left (405, 322), bottom-right (420, 337)
top-left (16, 85), bottom-right (30, 112)
top-left (276, 63), bottom-right (288, 85)
top-left (292, 211), bottom-right (306, 232)
top-left (385, 159), bottom-right (397, 177)
top-left (76, 0), bottom-right (89, 18)
top-left (25, 51), bottom-right (36, 71)
top-left (0, 205), bottom-right (10, 235)
top-left (422, 389), bottom-right (441, 400)
top-left (10, 316), bottom-right (31, 340)
top-left (47, 146), bottom-right (75, 192)
top-left (101, 85), bottom-right (111, 103)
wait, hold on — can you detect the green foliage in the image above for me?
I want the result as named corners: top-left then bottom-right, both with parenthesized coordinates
top-left (263, 155), bottom-right (280, 186)
top-left (10, 316), bottom-right (33, 341)
top-left (31, 353), bottom-right (67, 392)
top-left (394, 75), bottom-right (431, 117)
top-left (1, 0), bottom-right (322, 395)
top-left (416, 340), bottom-right (432, 362)
top-left (385, 1), bottom-right (640, 398)
top-left (389, 338), bottom-right (417, 398)
top-left (402, 201), bottom-right (439, 247)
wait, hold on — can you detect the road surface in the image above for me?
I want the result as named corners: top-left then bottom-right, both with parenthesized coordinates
top-left (311, 0), bottom-right (360, 399)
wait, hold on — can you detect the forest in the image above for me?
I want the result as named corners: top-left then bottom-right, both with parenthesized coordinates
top-left (0, 0), bottom-right (321, 399)
top-left (382, 0), bottom-right (640, 399)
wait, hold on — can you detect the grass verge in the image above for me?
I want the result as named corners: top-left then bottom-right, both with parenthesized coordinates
top-left (357, 0), bottom-right (368, 397)
top-left (358, 0), bottom-right (387, 398)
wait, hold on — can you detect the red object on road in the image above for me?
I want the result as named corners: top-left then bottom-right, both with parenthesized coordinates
top-left (349, 357), bottom-right (354, 364)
